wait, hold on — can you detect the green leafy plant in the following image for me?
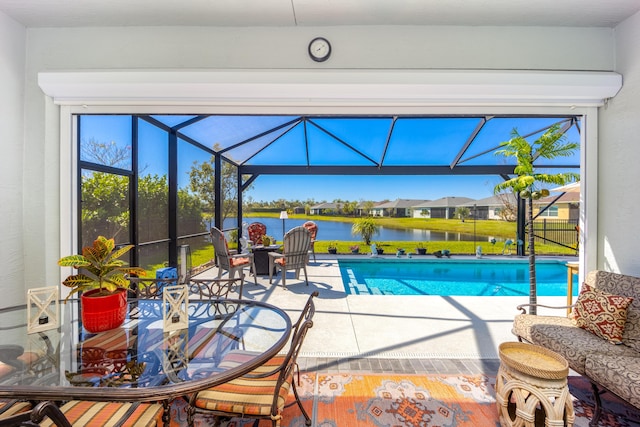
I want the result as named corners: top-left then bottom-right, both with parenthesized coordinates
top-left (327, 241), bottom-right (337, 250)
top-left (351, 217), bottom-right (380, 245)
top-left (494, 124), bottom-right (579, 314)
top-left (454, 206), bottom-right (470, 222)
top-left (58, 236), bottom-right (146, 300)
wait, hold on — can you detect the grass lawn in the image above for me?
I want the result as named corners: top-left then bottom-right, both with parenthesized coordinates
top-left (312, 240), bottom-right (576, 256)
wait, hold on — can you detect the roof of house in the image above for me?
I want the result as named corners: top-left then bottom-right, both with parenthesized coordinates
top-left (460, 194), bottom-right (517, 207)
top-left (413, 196), bottom-right (475, 208)
top-left (310, 202), bottom-right (340, 210)
top-left (536, 192), bottom-right (580, 204)
top-left (372, 199), bottom-right (429, 209)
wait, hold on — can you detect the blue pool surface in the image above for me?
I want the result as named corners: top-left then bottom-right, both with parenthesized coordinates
top-left (338, 258), bottom-right (577, 296)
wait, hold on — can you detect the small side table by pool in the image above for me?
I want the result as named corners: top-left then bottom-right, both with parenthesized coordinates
top-left (496, 342), bottom-right (575, 427)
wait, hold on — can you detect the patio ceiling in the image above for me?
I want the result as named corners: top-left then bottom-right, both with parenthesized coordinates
top-left (148, 113), bottom-right (581, 179)
top-left (2, 0), bottom-right (639, 28)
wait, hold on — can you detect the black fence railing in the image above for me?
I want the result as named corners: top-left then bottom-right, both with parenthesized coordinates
top-left (530, 219), bottom-right (579, 251)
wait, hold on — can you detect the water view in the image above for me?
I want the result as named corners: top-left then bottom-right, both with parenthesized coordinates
top-left (224, 217), bottom-right (495, 242)
top-left (339, 259), bottom-right (574, 296)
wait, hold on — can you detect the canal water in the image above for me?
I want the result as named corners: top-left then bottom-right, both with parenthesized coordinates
top-left (223, 217), bottom-right (494, 242)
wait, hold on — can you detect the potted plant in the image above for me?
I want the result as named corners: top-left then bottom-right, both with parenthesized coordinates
top-left (396, 248), bottom-right (406, 256)
top-left (328, 242), bottom-right (338, 254)
top-left (58, 236), bottom-right (146, 333)
top-left (350, 245), bottom-right (360, 254)
top-left (375, 242), bottom-right (384, 255)
top-left (415, 242), bottom-right (427, 255)
top-left (261, 235), bottom-right (271, 246)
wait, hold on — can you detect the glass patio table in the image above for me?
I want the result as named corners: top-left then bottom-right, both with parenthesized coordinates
top-left (0, 298), bottom-right (291, 406)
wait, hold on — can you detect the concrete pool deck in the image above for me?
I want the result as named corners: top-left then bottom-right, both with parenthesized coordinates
top-left (197, 254), bottom-right (574, 360)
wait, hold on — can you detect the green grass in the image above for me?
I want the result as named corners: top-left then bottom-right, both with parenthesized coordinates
top-left (312, 240), bottom-right (577, 256)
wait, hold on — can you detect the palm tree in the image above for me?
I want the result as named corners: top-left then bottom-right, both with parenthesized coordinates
top-left (454, 207), bottom-right (470, 222)
top-left (494, 124), bottom-right (579, 315)
top-left (351, 217), bottom-right (380, 245)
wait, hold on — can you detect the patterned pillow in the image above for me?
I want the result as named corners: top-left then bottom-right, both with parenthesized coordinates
top-left (572, 283), bottom-right (634, 344)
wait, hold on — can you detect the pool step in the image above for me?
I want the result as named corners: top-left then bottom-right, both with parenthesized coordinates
top-left (346, 268), bottom-right (374, 295)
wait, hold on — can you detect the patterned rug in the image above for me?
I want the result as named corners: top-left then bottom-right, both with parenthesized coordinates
top-left (171, 373), bottom-right (640, 426)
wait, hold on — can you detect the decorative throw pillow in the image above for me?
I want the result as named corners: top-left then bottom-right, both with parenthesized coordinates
top-left (572, 283), bottom-right (634, 344)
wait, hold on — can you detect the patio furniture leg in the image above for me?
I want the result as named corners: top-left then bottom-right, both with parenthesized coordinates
top-left (238, 269), bottom-right (245, 286)
top-left (589, 382), bottom-right (604, 427)
top-left (250, 256), bottom-right (257, 285)
top-left (292, 380), bottom-right (311, 426)
top-left (269, 257), bottom-right (274, 284)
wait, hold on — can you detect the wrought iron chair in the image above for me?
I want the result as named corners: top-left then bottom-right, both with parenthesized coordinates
top-left (302, 221), bottom-right (318, 263)
top-left (129, 277), bottom-right (244, 300)
top-left (187, 292), bottom-right (318, 427)
top-left (128, 276), bottom-right (246, 375)
top-left (211, 227), bottom-right (256, 285)
top-left (0, 400), bottom-right (163, 427)
top-left (268, 226), bottom-right (311, 288)
top-left (0, 400), bottom-right (32, 424)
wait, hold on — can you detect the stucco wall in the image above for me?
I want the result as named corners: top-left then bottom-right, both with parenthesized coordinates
top-left (9, 24), bottom-right (628, 291)
top-left (25, 26), bottom-right (614, 71)
top-left (599, 11), bottom-right (640, 276)
top-left (0, 11), bottom-right (25, 306)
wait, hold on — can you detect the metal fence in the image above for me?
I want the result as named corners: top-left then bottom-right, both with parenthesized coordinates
top-left (531, 219), bottom-right (579, 251)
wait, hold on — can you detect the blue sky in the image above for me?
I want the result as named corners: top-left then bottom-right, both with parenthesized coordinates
top-left (79, 114), bottom-right (580, 203)
top-left (245, 174), bottom-right (503, 203)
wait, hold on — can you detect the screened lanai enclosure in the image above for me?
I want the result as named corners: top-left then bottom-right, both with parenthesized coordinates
top-left (77, 114), bottom-right (581, 273)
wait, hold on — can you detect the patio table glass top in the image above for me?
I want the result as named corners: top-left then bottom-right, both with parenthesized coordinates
top-left (0, 298), bottom-right (291, 402)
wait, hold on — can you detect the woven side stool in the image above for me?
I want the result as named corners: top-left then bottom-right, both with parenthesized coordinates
top-left (496, 342), bottom-right (575, 427)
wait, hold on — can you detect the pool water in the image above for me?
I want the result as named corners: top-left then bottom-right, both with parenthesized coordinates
top-left (339, 259), bottom-right (577, 296)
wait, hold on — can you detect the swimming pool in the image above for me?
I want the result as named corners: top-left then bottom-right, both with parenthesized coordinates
top-left (339, 258), bottom-right (576, 296)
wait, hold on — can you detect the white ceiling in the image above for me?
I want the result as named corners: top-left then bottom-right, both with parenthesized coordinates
top-left (1, 0), bottom-right (639, 28)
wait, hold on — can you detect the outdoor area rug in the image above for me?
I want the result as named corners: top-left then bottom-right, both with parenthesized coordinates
top-left (170, 372), bottom-right (640, 427)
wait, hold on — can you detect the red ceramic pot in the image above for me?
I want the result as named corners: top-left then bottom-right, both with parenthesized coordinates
top-left (80, 288), bottom-right (127, 333)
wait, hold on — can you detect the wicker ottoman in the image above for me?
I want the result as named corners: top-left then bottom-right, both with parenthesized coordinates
top-left (496, 342), bottom-right (575, 427)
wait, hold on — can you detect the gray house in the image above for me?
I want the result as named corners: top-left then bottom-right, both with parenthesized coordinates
top-left (309, 202), bottom-right (341, 215)
top-left (412, 197), bottom-right (475, 219)
top-left (371, 199), bottom-right (428, 217)
top-left (460, 194), bottom-right (518, 220)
